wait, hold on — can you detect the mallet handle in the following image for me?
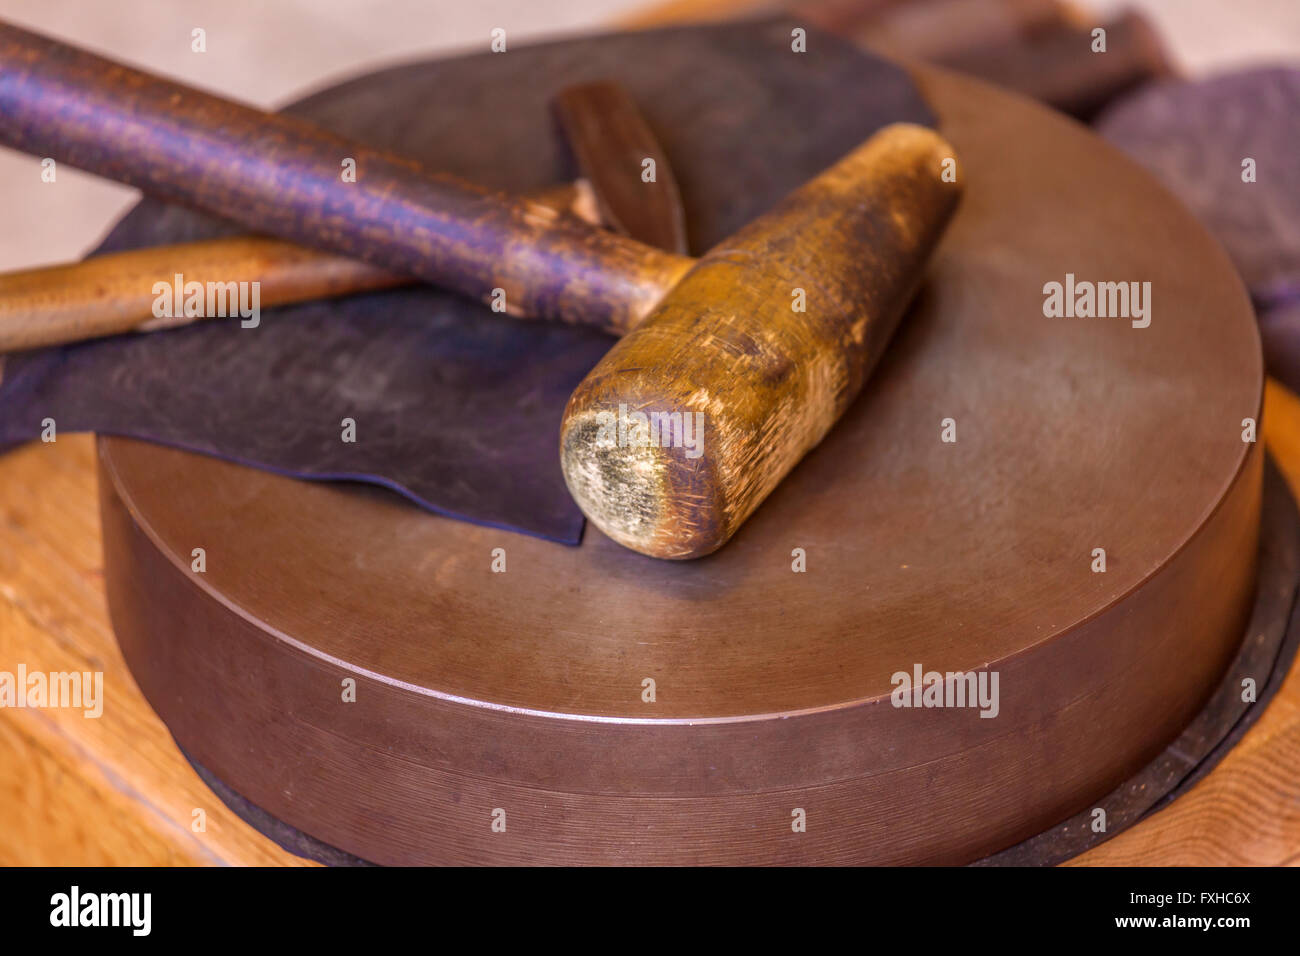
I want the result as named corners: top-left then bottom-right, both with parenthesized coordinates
top-left (0, 21), bottom-right (694, 333)
top-left (0, 237), bottom-right (400, 353)
top-left (0, 180), bottom-right (587, 354)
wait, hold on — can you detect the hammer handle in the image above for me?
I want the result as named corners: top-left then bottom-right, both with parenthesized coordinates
top-left (0, 237), bottom-right (400, 353)
top-left (0, 182), bottom-right (599, 354)
top-left (0, 21), bottom-right (693, 333)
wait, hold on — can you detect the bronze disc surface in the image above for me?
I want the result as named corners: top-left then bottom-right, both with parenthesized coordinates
top-left (99, 64), bottom-right (1264, 864)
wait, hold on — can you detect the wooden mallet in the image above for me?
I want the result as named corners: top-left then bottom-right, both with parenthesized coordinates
top-left (0, 20), bottom-right (961, 559)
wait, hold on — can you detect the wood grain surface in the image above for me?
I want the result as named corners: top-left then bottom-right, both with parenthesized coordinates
top-left (0, 433), bottom-right (299, 865)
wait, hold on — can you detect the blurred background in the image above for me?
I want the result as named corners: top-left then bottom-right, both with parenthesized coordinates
top-left (0, 0), bottom-right (1297, 273)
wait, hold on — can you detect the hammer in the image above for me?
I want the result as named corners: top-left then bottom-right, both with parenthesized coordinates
top-left (0, 81), bottom-right (687, 353)
top-left (0, 20), bottom-right (961, 559)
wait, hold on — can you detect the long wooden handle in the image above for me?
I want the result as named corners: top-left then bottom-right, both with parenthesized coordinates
top-left (0, 20), bottom-right (693, 332)
top-left (0, 183), bottom-right (600, 354)
top-left (0, 238), bottom-right (399, 353)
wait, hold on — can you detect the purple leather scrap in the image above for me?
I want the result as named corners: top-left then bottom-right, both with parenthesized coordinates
top-left (0, 18), bottom-right (935, 542)
top-left (1096, 68), bottom-right (1300, 392)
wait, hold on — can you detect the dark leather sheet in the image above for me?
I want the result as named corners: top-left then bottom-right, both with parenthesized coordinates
top-left (1097, 68), bottom-right (1300, 393)
top-left (0, 18), bottom-right (934, 542)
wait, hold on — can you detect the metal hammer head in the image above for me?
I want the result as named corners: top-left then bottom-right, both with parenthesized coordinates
top-left (560, 123), bottom-right (962, 559)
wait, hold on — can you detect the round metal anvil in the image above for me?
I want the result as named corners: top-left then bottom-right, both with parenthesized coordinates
top-left (99, 23), bottom-right (1266, 865)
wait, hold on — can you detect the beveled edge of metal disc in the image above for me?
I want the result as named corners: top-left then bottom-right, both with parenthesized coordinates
top-left (977, 455), bottom-right (1300, 866)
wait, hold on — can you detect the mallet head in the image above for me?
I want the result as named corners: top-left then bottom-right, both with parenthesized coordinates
top-left (560, 123), bottom-right (962, 559)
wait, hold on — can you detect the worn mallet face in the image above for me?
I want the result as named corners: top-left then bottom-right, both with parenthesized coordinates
top-left (561, 123), bottom-right (962, 559)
